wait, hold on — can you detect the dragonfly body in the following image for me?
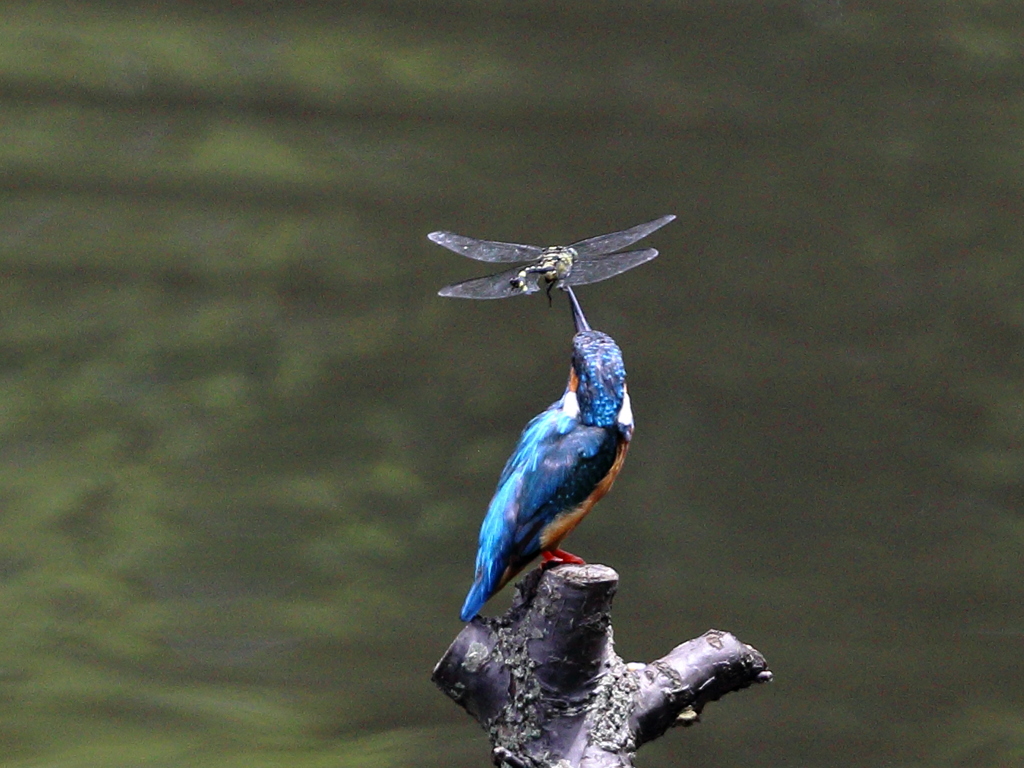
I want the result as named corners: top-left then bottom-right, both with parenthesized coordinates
top-left (509, 247), bottom-right (575, 293)
top-left (430, 215), bottom-right (675, 299)
top-left (460, 290), bottom-right (633, 621)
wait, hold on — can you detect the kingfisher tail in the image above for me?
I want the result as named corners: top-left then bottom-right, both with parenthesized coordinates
top-left (460, 575), bottom-right (493, 622)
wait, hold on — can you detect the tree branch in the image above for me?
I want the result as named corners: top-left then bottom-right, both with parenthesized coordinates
top-left (433, 563), bottom-right (771, 768)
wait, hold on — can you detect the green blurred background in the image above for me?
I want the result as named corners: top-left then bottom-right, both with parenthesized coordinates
top-left (0, 1), bottom-right (1022, 766)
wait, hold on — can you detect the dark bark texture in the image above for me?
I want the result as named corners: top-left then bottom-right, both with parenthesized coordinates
top-left (432, 564), bottom-right (772, 768)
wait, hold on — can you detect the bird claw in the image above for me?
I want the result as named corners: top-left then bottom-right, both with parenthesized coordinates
top-left (542, 549), bottom-right (586, 565)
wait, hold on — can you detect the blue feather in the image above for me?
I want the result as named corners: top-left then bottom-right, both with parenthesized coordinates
top-left (459, 328), bottom-right (631, 621)
top-left (460, 396), bottom-right (620, 621)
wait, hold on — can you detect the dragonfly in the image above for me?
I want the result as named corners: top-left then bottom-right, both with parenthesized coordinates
top-left (428, 215), bottom-right (676, 299)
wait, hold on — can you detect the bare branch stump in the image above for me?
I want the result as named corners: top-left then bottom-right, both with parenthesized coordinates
top-left (432, 564), bottom-right (772, 768)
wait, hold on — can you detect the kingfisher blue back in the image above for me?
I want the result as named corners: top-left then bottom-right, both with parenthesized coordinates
top-left (460, 327), bottom-right (634, 621)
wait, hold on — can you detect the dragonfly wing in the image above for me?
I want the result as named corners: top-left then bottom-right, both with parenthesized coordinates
top-left (562, 248), bottom-right (659, 286)
top-left (427, 231), bottom-right (545, 263)
top-left (438, 267), bottom-right (542, 299)
top-left (569, 215), bottom-right (676, 258)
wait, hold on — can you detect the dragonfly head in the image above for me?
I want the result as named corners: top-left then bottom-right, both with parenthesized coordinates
top-left (570, 330), bottom-right (626, 429)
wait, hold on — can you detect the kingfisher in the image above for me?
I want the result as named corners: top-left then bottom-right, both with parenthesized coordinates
top-left (460, 288), bottom-right (634, 621)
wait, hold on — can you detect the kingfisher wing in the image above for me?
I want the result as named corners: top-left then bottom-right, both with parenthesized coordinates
top-left (460, 402), bottom-right (617, 620)
top-left (506, 423), bottom-right (619, 556)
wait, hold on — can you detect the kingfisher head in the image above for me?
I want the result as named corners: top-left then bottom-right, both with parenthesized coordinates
top-left (569, 330), bottom-right (629, 430)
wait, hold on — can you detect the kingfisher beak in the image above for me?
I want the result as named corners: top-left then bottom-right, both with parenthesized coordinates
top-left (566, 287), bottom-right (591, 333)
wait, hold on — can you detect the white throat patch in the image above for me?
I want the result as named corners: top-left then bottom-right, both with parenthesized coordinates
top-left (617, 389), bottom-right (633, 427)
top-left (562, 390), bottom-right (580, 419)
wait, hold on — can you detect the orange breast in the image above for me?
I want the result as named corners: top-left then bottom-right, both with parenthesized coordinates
top-left (539, 438), bottom-right (630, 551)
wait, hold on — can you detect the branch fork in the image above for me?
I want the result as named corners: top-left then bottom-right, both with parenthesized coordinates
top-left (433, 564), bottom-right (771, 767)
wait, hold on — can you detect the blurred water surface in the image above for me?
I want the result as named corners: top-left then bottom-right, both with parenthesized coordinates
top-left (0, 1), bottom-right (1022, 766)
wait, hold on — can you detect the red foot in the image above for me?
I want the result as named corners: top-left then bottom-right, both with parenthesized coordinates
top-left (541, 549), bottom-right (586, 565)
